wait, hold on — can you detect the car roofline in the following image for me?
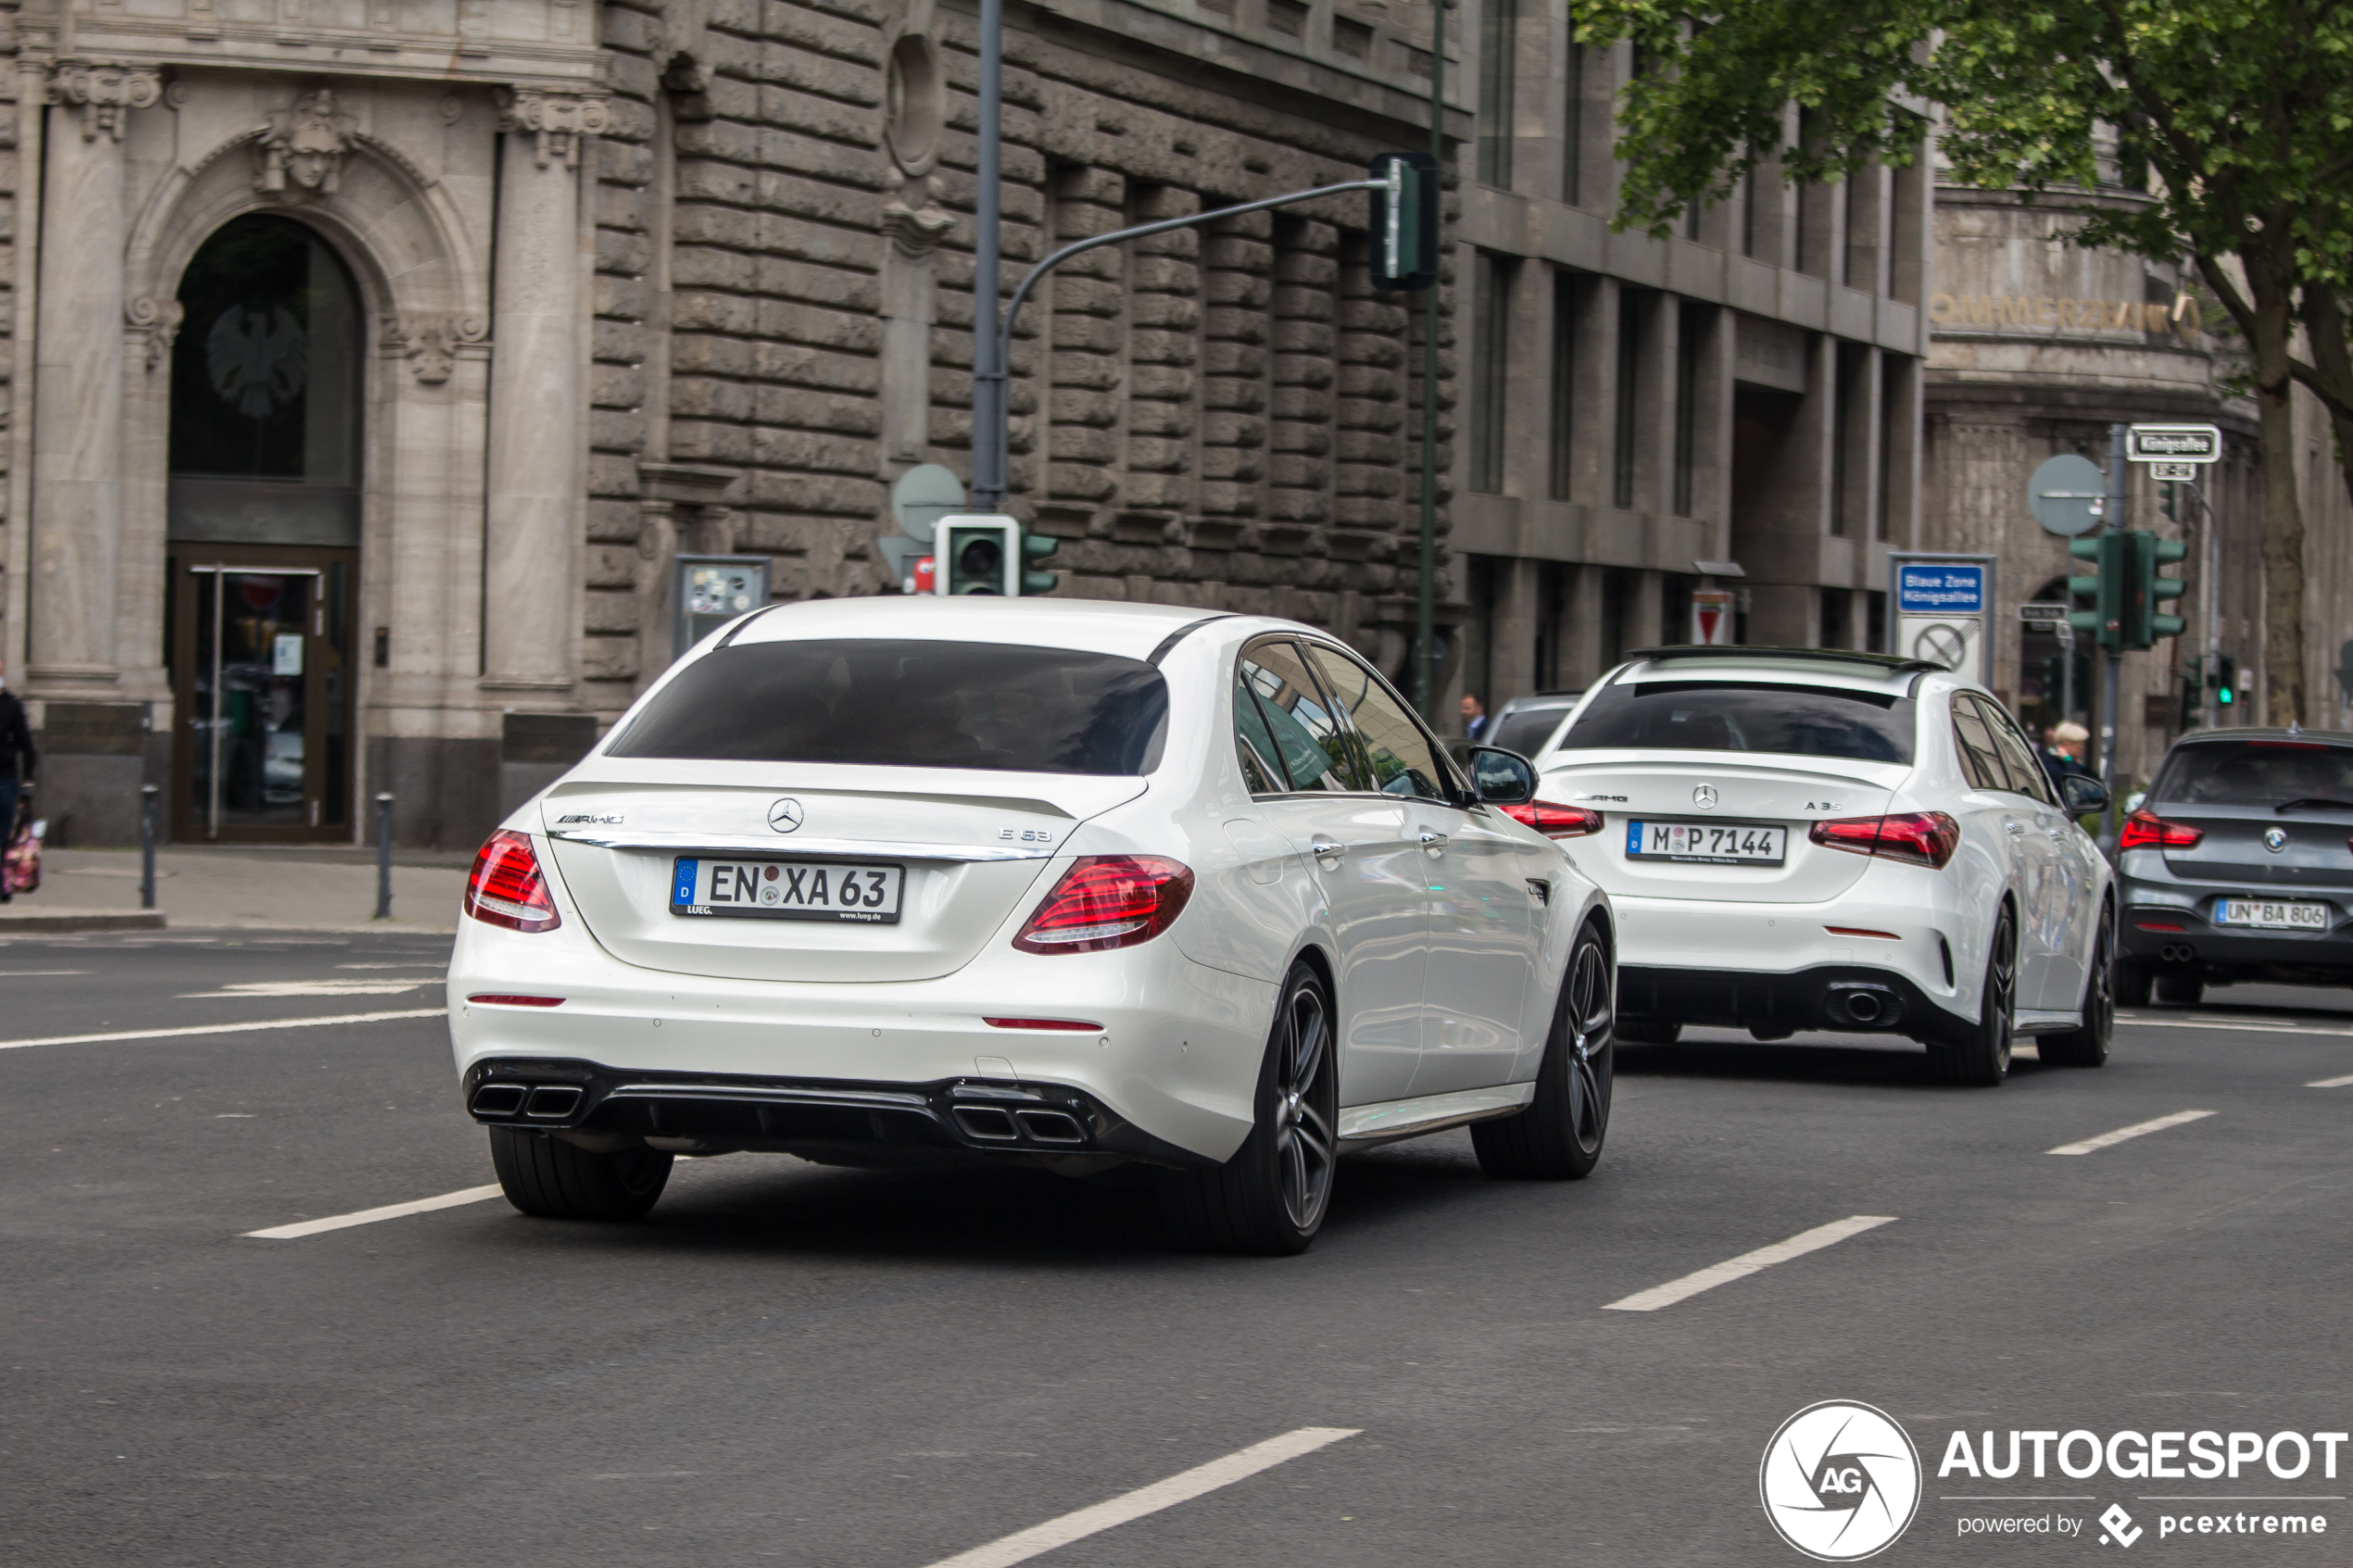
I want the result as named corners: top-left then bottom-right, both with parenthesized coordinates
top-left (1617, 646), bottom-right (1945, 678)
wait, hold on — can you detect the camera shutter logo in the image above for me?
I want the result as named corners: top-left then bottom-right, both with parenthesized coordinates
top-left (768, 797), bottom-right (805, 834)
top-left (1759, 1400), bottom-right (1921, 1562)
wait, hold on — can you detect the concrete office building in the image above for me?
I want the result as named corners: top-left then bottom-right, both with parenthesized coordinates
top-left (1, 0), bottom-right (1475, 848)
top-left (1445, 5), bottom-right (1931, 719)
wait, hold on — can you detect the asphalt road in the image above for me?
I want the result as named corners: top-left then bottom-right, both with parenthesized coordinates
top-left (4, 931), bottom-right (2348, 1566)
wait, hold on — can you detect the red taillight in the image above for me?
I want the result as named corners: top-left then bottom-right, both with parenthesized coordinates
top-left (983, 1017), bottom-right (1104, 1032)
top-left (468, 994), bottom-right (566, 1007)
top-left (1807, 811), bottom-right (1961, 870)
top-left (1500, 801), bottom-right (1605, 837)
top-left (464, 830), bottom-right (561, 933)
top-left (2119, 809), bottom-right (2204, 851)
top-left (1012, 855), bottom-right (1193, 955)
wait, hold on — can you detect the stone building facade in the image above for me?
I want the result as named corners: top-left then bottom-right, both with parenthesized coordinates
top-left (1920, 174), bottom-right (2264, 791)
top-left (0, 0), bottom-right (1471, 848)
top-left (1442, 3), bottom-right (1932, 718)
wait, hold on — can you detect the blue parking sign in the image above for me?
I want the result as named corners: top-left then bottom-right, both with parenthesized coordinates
top-left (1896, 563), bottom-right (1984, 614)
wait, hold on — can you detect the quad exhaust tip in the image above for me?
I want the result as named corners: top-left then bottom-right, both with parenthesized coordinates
top-left (468, 1083), bottom-right (585, 1120)
top-left (951, 1103), bottom-right (1089, 1148)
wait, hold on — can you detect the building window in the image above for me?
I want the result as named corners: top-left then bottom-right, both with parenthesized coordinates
top-left (1549, 270), bottom-right (1579, 500)
top-left (1562, 41), bottom-right (1583, 206)
top-left (1535, 562), bottom-right (1569, 688)
top-left (1661, 571), bottom-right (1698, 646)
top-left (1478, 0), bottom-right (1516, 188)
top-left (1462, 555), bottom-right (1499, 713)
top-left (1741, 168), bottom-right (1757, 258)
top-left (1820, 586), bottom-right (1850, 649)
top-left (1470, 252), bottom-right (1512, 494)
top-left (1600, 566), bottom-right (1635, 665)
top-left (1613, 291), bottom-right (1641, 509)
top-left (1673, 306), bottom-right (1702, 517)
top-left (1877, 355), bottom-right (1900, 542)
top-left (1830, 354), bottom-right (1850, 536)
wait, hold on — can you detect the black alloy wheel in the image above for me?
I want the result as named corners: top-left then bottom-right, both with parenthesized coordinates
top-left (1474, 921), bottom-right (1614, 1179)
top-left (489, 1126), bottom-right (674, 1221)
top-left (1932, 906), bottom-right (2015, 1087)
top-left (1159, 961), bottom-right (1339, 1255)
top-left (2041, 902), bottom-right (2114, 1067)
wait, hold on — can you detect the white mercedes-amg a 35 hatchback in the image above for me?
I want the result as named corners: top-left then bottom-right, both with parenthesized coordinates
top-left (1530, 647), bottom-right (2115, 1086)
top-left (449, 597), bottom-right (1616, 1252)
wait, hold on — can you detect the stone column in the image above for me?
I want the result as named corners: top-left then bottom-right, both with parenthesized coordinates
top-left (29, 62), bottom-right (157, 686)
top-left (483, 88), bottom-right (606, 689)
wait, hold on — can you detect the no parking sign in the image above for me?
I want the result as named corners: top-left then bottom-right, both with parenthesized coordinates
top-left (1889, 554), bottom-right (1995, 684)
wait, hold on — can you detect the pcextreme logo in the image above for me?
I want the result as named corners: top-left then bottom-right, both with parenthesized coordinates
top-left (1761, 1401), bottom-right (1924, 1562)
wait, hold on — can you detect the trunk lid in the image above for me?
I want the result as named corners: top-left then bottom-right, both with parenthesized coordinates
top-left (1537, 753), bottom-right (1904, 903)
top-left (2154, 802), bottom-right (2353, 892)
top-left (537, 763), bottom-right (1144, 983)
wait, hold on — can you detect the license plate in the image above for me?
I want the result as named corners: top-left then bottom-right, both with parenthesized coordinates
top-left (2214, 898), bottom-right (2330, 931)
top-left (1625, 821), bottom-right (1787, 865)
top-left (670, 858), bottom-right (903, 922)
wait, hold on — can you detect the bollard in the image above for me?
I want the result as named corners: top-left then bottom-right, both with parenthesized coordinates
top-left (373, 793), bottom-right (395, 921)
top-left (139, 784), bottom-right (158, 910)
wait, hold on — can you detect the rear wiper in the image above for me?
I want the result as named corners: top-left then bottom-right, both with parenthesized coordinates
top-left (2273, 797), bottom-right (2353, 813)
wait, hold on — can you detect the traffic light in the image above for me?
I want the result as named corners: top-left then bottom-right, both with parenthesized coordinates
top-left (1368, 151), bottom-right (1440, 292)
top-left (2143, 534), bottom-right (2188, 644)
top-left (2067, 531), bottom-right (2126, 649)
top-left (1020, 530), bottom-right (1061, 596)
top-left (2211, 653), bottom-right (2237, 707)
top-left (2158, 482), bottom-right (2177, 521)
top-left (937, 515), bottom-right (1018, 595)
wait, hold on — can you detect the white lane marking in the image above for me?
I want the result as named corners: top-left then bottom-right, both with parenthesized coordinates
top-left (2048, 1109), bottom-right (2215, 1156)
top-left (919, 1427), bottom-right (1360, 1568)
top-left (244, 1184), bottom-right (503, 1239)
top-left (1602, 1215), bottom-right (1896, 1312)
top-left (2119, 1013), bottom-right (2353, 1037)
top-left (0, 969), bottom-right (93, 976)
top-left (0, 1007), bottom-right (445, 1051)
top-left (175, 979), bottom-right (438, 998)
top-left (2307, 1073), bottom-right (2353, 1088)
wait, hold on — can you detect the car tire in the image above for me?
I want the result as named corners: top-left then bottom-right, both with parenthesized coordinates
top-left (1931, 906), bottom-right (2015, 1087)
top-left (488, 1126), bottom-right (674, 1221)
top-left (1158, 960), bottom-right (1338, 1256)
top-left (2153, 972), bottom-right (2205, 1006)
top-left (2114, 960), bottom-right (2151, 1007)
top-left (1472, 921), bottom-right (1613, 1180)
top-left (1616, 1017), bottom-right (1680, 1045)
top-left (2040, 903), bottom-right (2113, 1068)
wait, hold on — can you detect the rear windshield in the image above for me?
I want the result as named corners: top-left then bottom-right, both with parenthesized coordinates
top-left (1490, 705), bottom-right (1571, 759)
top-left (1559, 680), bottom-right (1916, 765)
top-left (610, 638), bottom-right (1169, 774)
top-left (2153, 740), bottom-right (2353, 808)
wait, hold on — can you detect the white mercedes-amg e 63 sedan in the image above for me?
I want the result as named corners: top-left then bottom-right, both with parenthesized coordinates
top-left (1529, 647), bottom-right (2116, 1085)
top-left (449, 597), bottom-right (1616, 1252)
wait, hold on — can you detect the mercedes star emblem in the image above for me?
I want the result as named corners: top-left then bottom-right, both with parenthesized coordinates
top-left (2265, 827), bottom-right (2288, 853)
top-left (1692, 784), bottom-right (1718, 810)
top-left (768, 797), bottom-right (805, 834)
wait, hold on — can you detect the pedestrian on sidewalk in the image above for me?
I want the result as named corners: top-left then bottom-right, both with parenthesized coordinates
top-left (0, 663), bottom-right (35, 903)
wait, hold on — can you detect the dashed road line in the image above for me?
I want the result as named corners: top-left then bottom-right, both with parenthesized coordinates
top-left (2048, 1109), bottom-right (2215, 1156)
top-left (0, 1006), bottom-right (445, 1051)
top-left (243, 1184), bottom-right (502, 1239)
top-left (920, 1427), bottom-right (1360, 1568)
top-left (2119, 1013), bottom-right (2353, 1037)
top-left (2307, 1073), bottom-right (2353, 1089)
top-left (1602, 1215), bottom-right (1896, 1312)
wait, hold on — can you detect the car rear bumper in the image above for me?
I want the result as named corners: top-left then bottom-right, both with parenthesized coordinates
top-left (1617, 963), bottom-right (1976, 1047)
top-left (2120, 894), bottom-right (2353, 983)
top-left (462, 1058), bottom-right (1218, 1169)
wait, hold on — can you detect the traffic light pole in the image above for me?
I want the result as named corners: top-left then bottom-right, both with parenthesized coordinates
top-left (2101, 423), bottom-right (2126, 804)
top-left (1412, 0), bottom-right (1445, 716)
top-left (971, 0), bottom-right (1004, 510)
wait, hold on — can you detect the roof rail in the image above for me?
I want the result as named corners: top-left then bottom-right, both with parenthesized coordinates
top-left (1618, 646), bottom-right (1946, 677)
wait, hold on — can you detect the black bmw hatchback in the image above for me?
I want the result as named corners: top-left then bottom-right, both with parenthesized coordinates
top-left (2116, 729), bottom-right (2353, 1003)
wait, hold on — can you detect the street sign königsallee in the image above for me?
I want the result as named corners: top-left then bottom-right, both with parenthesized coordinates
top-left (2125, 423), bottom-right (2222, 463)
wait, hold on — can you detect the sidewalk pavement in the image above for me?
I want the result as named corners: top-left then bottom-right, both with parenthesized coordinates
top-left (6, 846), bottom-right (471, 933)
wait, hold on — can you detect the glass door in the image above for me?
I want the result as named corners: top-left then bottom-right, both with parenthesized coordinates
top-left (170, 549), bottom-right (353, 841)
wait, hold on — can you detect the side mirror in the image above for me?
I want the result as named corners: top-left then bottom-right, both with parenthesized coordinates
top-left (1466, 746), bottom-right (1537, 807)
top-left (2060, 773), bottom-right (2109, 816)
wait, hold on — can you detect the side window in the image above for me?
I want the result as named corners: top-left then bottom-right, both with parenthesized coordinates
top-left (1237, 642), bottom-right (1367, 792)
top-left (1948, 696), bottom-right (2006, 793)
top-left (1304, 645), bottom-right (1451, 801)
top-left (1234, 673), bottom-right (1283, 795)
top-left (1982, 699), bottom-right (2058, 805)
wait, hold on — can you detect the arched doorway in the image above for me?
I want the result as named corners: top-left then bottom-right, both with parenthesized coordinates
top-left (165, 215), bottom-right (362, 842)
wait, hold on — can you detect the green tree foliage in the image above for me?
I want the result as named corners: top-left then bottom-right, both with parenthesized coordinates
top-left (1573, 0), bottom-right (2353, 723)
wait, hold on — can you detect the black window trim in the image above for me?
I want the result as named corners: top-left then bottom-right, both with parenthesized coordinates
top-left (1295, 635), bottom-right (1471, 805)
top-left (1235, 634), bottom-right (1370, 797)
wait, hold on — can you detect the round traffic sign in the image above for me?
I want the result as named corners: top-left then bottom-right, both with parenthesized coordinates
top-left (1913, 623), bottom-right (1969, 670)
top-left (889, 463), bottom-right (967, 545)
top-left (2029, 454), bottom-right (2107, 537)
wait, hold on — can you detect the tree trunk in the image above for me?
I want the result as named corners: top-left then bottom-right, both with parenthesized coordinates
top-left (2246, 248), bottom-right (2307, 727)
top-left (2299, 285), bottom-right (2353, 525)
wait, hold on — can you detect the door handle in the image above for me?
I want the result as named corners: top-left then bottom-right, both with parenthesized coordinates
top-left (2005, 822), bottom-right (2025, 836)
top-left (1310, 839), bottom-right (1344, 861)
top-left (1419, 831), bottom-right (1449, 852)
